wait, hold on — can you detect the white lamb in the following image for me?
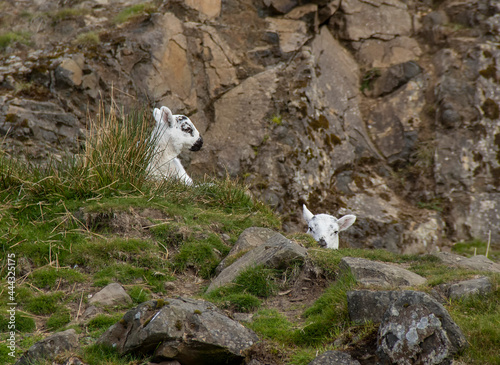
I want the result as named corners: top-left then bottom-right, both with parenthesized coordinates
top-left (148, 106), bottom-right (203, 185)
top-left (302, 204), bottom-right (356, 249)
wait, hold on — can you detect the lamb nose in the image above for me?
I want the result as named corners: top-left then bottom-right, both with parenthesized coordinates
top-left (318, 238), bottom-right (327, 248)
top-left (190, 137), bottom-right (203, 151)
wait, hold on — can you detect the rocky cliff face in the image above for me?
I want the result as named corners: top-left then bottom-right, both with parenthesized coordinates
top-left (1, 0), bottom-right (499, 253)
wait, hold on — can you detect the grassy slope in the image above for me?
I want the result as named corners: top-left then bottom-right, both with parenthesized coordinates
top-left (0, 106), bottom-right (498, 365)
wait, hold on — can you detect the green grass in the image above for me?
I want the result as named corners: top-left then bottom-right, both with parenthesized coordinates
top-left (205, 265), bottom-right (281, 312)
top-left (234, 265), bottom-right (279, 297)
top-left (75, 31), bottom-right (100, 46)
top-left (448, 283), bottom-right (500, 364)
top-left (113, 3), bottom-right (157, 24)
top-left (25, 292), bottom-right (64, 315)
top-left (46, 308), bottom-right (71, 330)
top-left (31, 267), bottom-right (86, 289)
top-left (46, 7), bottom-right (89, 23)
top-left (0, 31), bottom-right (31, 49)
top-left (452, 239), bottom-right (500, 261)
top-left (294, 273), bottom-right (356, 345)
top-left (249, 309), bottom-right (295, 344)
top-left (81, 343), bottom-right (142, 365)
top-left (0, 313), bottom-right (35, 332)
top-left (128, 286), bottom-right (151, 304)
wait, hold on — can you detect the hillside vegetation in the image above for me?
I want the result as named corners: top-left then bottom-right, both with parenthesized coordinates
top-left (0, 106), bottom-right (499, 365)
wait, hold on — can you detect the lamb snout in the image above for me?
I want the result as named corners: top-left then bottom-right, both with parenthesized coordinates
top-left (190, 137), bottom-right (203, 151)
top-left (318, 238), bottom-right (327, 248)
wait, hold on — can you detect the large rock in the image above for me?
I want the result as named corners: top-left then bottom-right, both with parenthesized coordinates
top-left (185, 0), bottom-right (221, 19)
top-left (377, 291), bottom-right (467, 364)
top-left (0, 98), bottom-right (82, 146)
top-left (308, 350), bottom-right (360, 365)
top-left (216, 227), bottom-right (277, 275)
top-left (16, 329), bottom-right (79, 365)
top-left (347, 290), bottom-right (404, 324)
top-left (340, 257), bottom-right (427, 288)
top-left (193, 67), bottom-right (279, 178)
top-left (266, 18), bottom-right (311, 53)
top-left (333, 0), bottom-right (412, 41)
top-left (447, 276), bottom-right (493, 300)
top-left (433, 252), bottom-right (500, 273)
top-left (89, 283), bottom-right (132, 306)
top-left (98, 298), bottom-right (258, 365)
top-left (55, 57), bottom-right (83, 87)
top-left (369, 61), bottom-right (422, 98)
top-left (207, 232), bottom-right (307, 293)
top-left (353, 36), bottom-right (422, 68)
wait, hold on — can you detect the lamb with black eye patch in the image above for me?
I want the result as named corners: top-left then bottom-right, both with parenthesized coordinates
top-left (302, 204), bottom-right (356, 249)
top-left (148, 106), bottom-right (203, 185)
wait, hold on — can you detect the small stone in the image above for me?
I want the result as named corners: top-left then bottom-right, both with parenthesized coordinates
top-left (89, 283), bottom-right (132, 306)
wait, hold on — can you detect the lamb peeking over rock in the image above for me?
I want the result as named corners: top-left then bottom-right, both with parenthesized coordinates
top-left (303, 204), bottom-right (356, 249)
top-left (148, 106), bottom-right (203, 185)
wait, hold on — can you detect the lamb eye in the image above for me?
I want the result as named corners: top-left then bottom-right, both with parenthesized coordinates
top-left (308, 227), bottom-right (314, 233)
top-left (182, 125), bottom-right (193, 134)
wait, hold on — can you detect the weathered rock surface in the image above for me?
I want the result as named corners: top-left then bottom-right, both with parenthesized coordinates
top-left (98, 298), bottom-right (258, 364)
top-left (377, 291), bottom-right (468, 365)
top-left (308, 350), bottom-right (361, 365)
top-left (340, 257), bottom-right (427, 288)
top-left (216, 227), bottom-right (277, 275)
top-left (16, 329), bottom-right (79, 365)
top-left (347, 290), bottom-right (404, 324)
top-left (207, 232), bottom-right (307, 293)
top-left (89, 282), bottom-right (132, 306)
top-left (434, 252), bottom-right (500, 273)
top-left (447, 276), bottom-right (493, 300)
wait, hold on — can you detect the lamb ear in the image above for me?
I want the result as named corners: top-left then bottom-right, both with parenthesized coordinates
top-left (154, 106), bottom-right (175, 127)
top-left (303, 204), bottom-right (314, 223)
top-left (338, 215), bottom-right (356, 231)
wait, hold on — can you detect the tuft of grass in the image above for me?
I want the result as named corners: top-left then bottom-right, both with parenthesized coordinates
top-left (83, 102), bottom-right (157, 196)
top-left (92, 263), bottom-right (163, 292)
top-left (205, 265), bottom-right (280, 312)
top-left (81, 343), bottom-right (139, 365)
top-left (271, 115), bottom-right (283, 125)
top-left (31, 267), bottom-right (86, 289)
top-left (86, 313), bottom-right (124, 339)
top-left (174, 241), bottom-right (221, 279)
top-left (75, 31), bottom-right (100, 46)
top-left (25, 292), bottom-right (64, 315)
top-left (248, 309), bottom-right (295, 344)
top-left (360, 68), bottom-right (381, 92)
top-left (129, 286), bottom-right (151, 304)
top-left (234, 265), bottom-right (279, 297)
top-left (113, 3), bottom-right (157, 24)
top-left (46, 308), bottom-right (71, 330)
top-left (0, 103), bottom-right (156, 201)
top-left (0, 31), bottom-right (31, 49)
top-left (0, 313), bottom-right (35, 332)
top-left (46, 7), bottom-right (89, 23)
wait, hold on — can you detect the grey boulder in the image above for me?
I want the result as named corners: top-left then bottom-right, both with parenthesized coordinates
top-left (377, 291), bottom-right (467, 365)
top-left (98, 298), bottom-right (258, 365)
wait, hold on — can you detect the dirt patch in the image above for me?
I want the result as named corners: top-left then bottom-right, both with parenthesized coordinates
top-left (345, 327), bottom-right (379, 365)
top-left (246, 341), bottom-right (287, 365)
top-left (77, 208), bottom-right (170, 238)
top-left (263, 262), bottom-right (332, 323)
